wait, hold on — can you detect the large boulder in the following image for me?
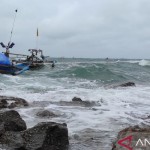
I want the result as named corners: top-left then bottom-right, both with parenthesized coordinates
top-left (0, 99), bottom-right (7, 108)
top-left (0, 131), bottom-right (25, 150)
top-left (0, 110), bottom-right (27, 150)
top-left (0, 121), bottom-right (69, 150)
top-left (0, 110), bottom-right (27, 132)
top-left (22, 122), bottom-right (69, 150)
top-left (0, 96), bottom-right (29, 109)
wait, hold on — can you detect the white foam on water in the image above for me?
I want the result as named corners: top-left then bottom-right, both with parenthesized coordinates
top-left (0, 64), bottom-right (150, 149)
top-left (139, 59), bottom-right (150, 66)
top-left (2, 82), bottom-right (148, 135)
top-left (118, 60), bottom-right (140, 64)
top-left (49, 85), bottom-right (150, 133)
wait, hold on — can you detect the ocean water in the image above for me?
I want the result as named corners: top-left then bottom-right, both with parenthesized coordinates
top-left (0, 58), bottom-right (150, 150)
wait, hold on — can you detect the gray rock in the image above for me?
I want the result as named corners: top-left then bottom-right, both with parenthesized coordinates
top-left (0, 111), bottom-right (69, 150)
top-left (0, 131), bottom-right (25, 150)
top-left (70, 97), bottom-right (98, 107)
top-left (0, 96), bottom-right (29, 109)
top-left (36, 110), bottom-right (58, 118)
top-left (0, 122), bottom-right (5, 136)
top-left (110, 82), bottom-right (136, 89)
top-left (0, 110), bottom-right (27, 132)
top-left (72, 97), bottom-right (82, 102)
top-left (119, 82), bottom-right (135, 87)
top-left (8, 102), bottom-right (17, 109)
top-left (0, 99), bottom-right (8, 108)
top-left (22, 122), bottom-right (69, 150)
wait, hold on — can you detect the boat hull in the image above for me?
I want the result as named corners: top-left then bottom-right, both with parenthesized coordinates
top-left (29, 62), bottom-right (44, 69)
top-left (0, 64), bottom-right (29, 75)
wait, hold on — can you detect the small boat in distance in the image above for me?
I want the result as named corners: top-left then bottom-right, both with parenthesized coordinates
top-left (12, 49), bottom-right (56, 69)
top-left (14, 27), bottom-right (56, 69)
top-left (27, 49), bottom-right (56, 68)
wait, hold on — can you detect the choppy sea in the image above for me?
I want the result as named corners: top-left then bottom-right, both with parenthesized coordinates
top-left (0, 58), bottom-right (150, 150)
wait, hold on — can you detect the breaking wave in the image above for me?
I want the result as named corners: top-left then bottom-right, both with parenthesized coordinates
top-left (139, 59), bottom-right (150, 66)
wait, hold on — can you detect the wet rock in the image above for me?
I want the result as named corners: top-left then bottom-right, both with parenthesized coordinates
top-left (36, 110), bottom-right (58, 118)
top-left (119, 82), bottom-right (135, 87)
top-left (0, 110), bottom-right (27, 132)
top-left (59, 100), bottom-right (97, 107)
top-left (8, 102), bottom-right (17, 109)
top-left (0, 96), bottom-right (29, 109)
top-left (0, 122), bottom-right (5, 137)
top-left (71, 97), bottom-right (99, 107)
top-left (0, 131), bottom-right (25, 150)
top-left (0, 110), bottom-right (27, 149)
top-left (72, 97), bottom-right (82, 102)
top-left (0, 109), bottom-right (69, 150)
top-left (22, 122), bottom-right (69, 150)
top-left (91, 108), bottom-right (98, 111)
top-left (0, 99), bottom-right (8, 108)
top-left (109, 82), bottom-right (136, 89)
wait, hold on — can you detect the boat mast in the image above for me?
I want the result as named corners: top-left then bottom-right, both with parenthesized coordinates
top-left (36, 28), bottom-right (39, 50)
top-left (9, 9), bottom-right (18, 44)
top-left (0, 10), bottom-right (18, 56)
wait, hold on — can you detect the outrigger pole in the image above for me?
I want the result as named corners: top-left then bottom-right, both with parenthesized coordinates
top-left (9, 9), bottom-right (18, 44)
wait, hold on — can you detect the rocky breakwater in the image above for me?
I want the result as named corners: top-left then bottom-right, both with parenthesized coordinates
top-left (0, 95), bottom-right (69, 150)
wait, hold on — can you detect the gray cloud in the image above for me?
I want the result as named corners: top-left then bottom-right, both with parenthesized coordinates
top-left (0, 0), bottom-right (150, 58)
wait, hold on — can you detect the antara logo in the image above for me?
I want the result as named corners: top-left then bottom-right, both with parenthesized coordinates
top-left (136, 139), bottom-right (150, 147)
top-left (117, 135), bottom-right (150, 150)
top-left (117, 135), bottom-right (133, 150)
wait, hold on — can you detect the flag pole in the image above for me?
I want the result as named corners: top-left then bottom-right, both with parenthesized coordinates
top-left (36, 28), bottom-right (39, 50)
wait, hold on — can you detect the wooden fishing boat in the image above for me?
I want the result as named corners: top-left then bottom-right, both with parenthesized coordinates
top-left (10, 49), bottom-right (56, 69)
top-left (0, 10), bottom-right (29, 75)
top-left (0, 51), bottom-right (29, 75)
top-left (1, 10), bottom-right (56, 74)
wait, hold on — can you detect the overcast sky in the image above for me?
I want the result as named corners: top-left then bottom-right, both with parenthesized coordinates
top-left (0, 0), bottom-right (150, 58)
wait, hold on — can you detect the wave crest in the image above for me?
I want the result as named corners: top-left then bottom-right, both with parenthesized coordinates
top-left (139, 60), bottom-right (150, 66)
